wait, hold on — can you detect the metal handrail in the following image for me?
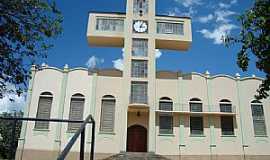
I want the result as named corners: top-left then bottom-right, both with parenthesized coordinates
top-left (0, 114), bottom-right (95, 160)
top-left (57, 114), bottom-right (95, 160)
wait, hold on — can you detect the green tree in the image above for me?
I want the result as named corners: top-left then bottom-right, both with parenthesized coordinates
top-left (0, 112), bottom-right (23, 159)
top-left (0, 0), bottom-right (63, 98)
top-left (225, 0), bottom-right (270, 99)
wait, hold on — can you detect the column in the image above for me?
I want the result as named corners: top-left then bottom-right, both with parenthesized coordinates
top-left (16, 65), bottom-right (37, 160)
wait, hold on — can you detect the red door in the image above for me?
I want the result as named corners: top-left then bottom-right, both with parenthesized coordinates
top-left (127, 125), bottom-right (147, 152)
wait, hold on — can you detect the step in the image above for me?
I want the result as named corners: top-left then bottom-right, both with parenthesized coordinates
top-left (102, 152), bottom-right (170, 160)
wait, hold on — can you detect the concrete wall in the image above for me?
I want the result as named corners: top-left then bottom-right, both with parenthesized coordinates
top-left (16, 67), bottom-right (270, 160)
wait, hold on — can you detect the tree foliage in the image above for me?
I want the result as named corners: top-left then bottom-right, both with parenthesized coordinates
top-left (0, 112), bottom-right (23, 159)
top-left (0, 0), bottom-right (63, 98)
top-left (225, 0), bottom-right (270, 99)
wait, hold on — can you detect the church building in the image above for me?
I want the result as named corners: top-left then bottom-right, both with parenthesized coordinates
top-left (16, 0), bottom-right (270, 160)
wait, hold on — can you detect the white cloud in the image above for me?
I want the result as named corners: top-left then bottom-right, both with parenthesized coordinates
top-left (112, 49), bottom-right (163, 71)
top-left (198, 14), bottom-right (214, 23)
top-left (174, 0), bottom-right (202, 8)
top-left (0, 83), bottom-right (26, 113)
top-left (218, 3), bottom-right (231, 9)
top-left (155, 49), bottom-right (162, 58)
top-left (219, 0), bottom-right (238, 8)
top-left (85, 56), bottom-right (104, 69)
top-left (231, 0), bottom-right (237, 5)
top-left (0, 94), bottom-right (25, 113)
top-left (113, 48), bottom-right (125, 71)
top-left (113, 59), bottom-right (124, 71)
top-left (168, 7), bottom-right (179, 16)
top-left (198, 24), bottom-right (237, 44)
top-left (215, 10), bottom-right (236, 23)
top-left (169, 7), bottom-right (197, 17)
top-left (169, 0), bottom-right (239, 45)
top-left (170, 0), bottom-right (202, 17)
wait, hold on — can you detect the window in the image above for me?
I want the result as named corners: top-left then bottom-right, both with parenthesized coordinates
top-left (133, 0), bottom-right (148, 16)
top-left (132, 39), bottom-right (148, 57)
top-left (67, 94), bottom-right (85, 132)
top-left (96, 18), bottom-right (124, 32)
top-left (189, 98), bottom-right (202, 112)
top-left (35, 92), bottom-right (53, 130)
top-left (100, 95), bottom-right (116, 133)
top-left (190, 116), bottom-right (204, 135)
top-left (220, 99), bottom-right (232, 113)
top-left (251, 100), bottom-right (267, 136)
top-left (157, 22), bottom-right (184, 35)
top-left (130, 81), bottom-right (148, 104)
top-left (221, 116), bottom-right (234, 135)
top-left (131, 60), bottom-right (148, 78)
top-left (159, 97), bottom-right (173, 134)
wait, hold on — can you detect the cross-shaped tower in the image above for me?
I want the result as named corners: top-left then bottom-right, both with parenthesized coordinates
top-left (87, 0), bottom-right (192, 153)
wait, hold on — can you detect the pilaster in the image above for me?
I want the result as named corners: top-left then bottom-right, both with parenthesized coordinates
top-left (205, 71), bottom-right (216, 156)
top-left (235, 73), bottom-right (247, 154)
top-left (178, 77), bottom-right (185, 147)
top-left (53, 65), bottom-right (69, 153)
top-left (16, 65), bottom-right (37, 160)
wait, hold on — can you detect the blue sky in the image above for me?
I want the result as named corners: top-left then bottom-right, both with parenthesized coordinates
top-left (0, 0), bottom-right (265, 113)
top-left (44, 0), bottom-right (263, 77)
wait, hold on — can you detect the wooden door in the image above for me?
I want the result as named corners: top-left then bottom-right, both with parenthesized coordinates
top-left (127, 125), bottom-right (147, 152)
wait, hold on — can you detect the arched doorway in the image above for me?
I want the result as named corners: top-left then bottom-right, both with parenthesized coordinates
top-left (127, 125), bottom-right (147, 152)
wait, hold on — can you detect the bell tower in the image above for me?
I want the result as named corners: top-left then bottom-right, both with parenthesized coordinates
top-left (87, 0), bottom-right (192, 152)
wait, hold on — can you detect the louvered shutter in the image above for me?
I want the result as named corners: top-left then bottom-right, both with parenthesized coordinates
top-left (68, 98), bottom-right (85, 132)
top-left (35, 96), bottom-right (53, 130)
top-left (159, 101), bottom-right (173, 134)
top-left (100, 100), bottom-right (115, 132)
top-left (251, 104), bottom-right (267, 136)
top-left (254, 121), bottom-right (267, 135)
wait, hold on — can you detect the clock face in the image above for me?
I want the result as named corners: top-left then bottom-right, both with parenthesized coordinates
top-left (133, 20), bottom-right (148, 33)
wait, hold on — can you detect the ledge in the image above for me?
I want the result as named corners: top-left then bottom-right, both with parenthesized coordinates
top-left (255, 135), bottom-right (268, 138)
top-left (156, 110), bottom-right (236, 116)
top-left (66, 130), bottom-right (77, 134)
top-left (221, 135), bottom-right (236, 137)
top-left (33, 128), bottom-right (50, 132)
top-left (158, 134), bottom-right (175, 137)
top-left (189, 134), bottom-right (206, 137)
top-left (99, 132), bottom-right (116, 135)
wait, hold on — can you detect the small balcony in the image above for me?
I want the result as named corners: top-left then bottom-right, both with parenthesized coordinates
top-left (156, 104), bottom-right (236, 116)
top-left (129, 95), bottom-right (148, 105)
top-left (155, 15), bottom-right (192, 51)
top-left (87, 13), bottom-right (126, 47)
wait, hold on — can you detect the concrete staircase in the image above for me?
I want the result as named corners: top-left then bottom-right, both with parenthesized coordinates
top-left (102, 152), bottom-right (170, 160)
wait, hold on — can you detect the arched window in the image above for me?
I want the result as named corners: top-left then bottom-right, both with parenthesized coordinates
top-left (251, 100), bottom-right (267, 136)
top-left (100, 95), bottom-right (116, 133)
top-left (68, 93), bottom-right (85, 132)
top-left (189, 98), bottom-right (203, 135)
top-left (35, 92), bottom-right (53, 130)
top-left (189, 98), bottom-right (202, 112)
top-left (159, 97), bottom-right (173, 134)
top-left (219, 99), bottom-right (232, 113)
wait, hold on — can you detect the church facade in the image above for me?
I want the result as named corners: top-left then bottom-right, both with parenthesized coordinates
top-left (16, 0), bottom-right (270, 160)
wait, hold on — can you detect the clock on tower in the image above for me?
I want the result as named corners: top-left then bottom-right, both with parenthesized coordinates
top-left (133, 20), bottom-right (148, 33)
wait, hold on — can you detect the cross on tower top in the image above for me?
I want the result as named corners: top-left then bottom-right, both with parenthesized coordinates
top-left (87, 1), bottom-right (192, 152)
